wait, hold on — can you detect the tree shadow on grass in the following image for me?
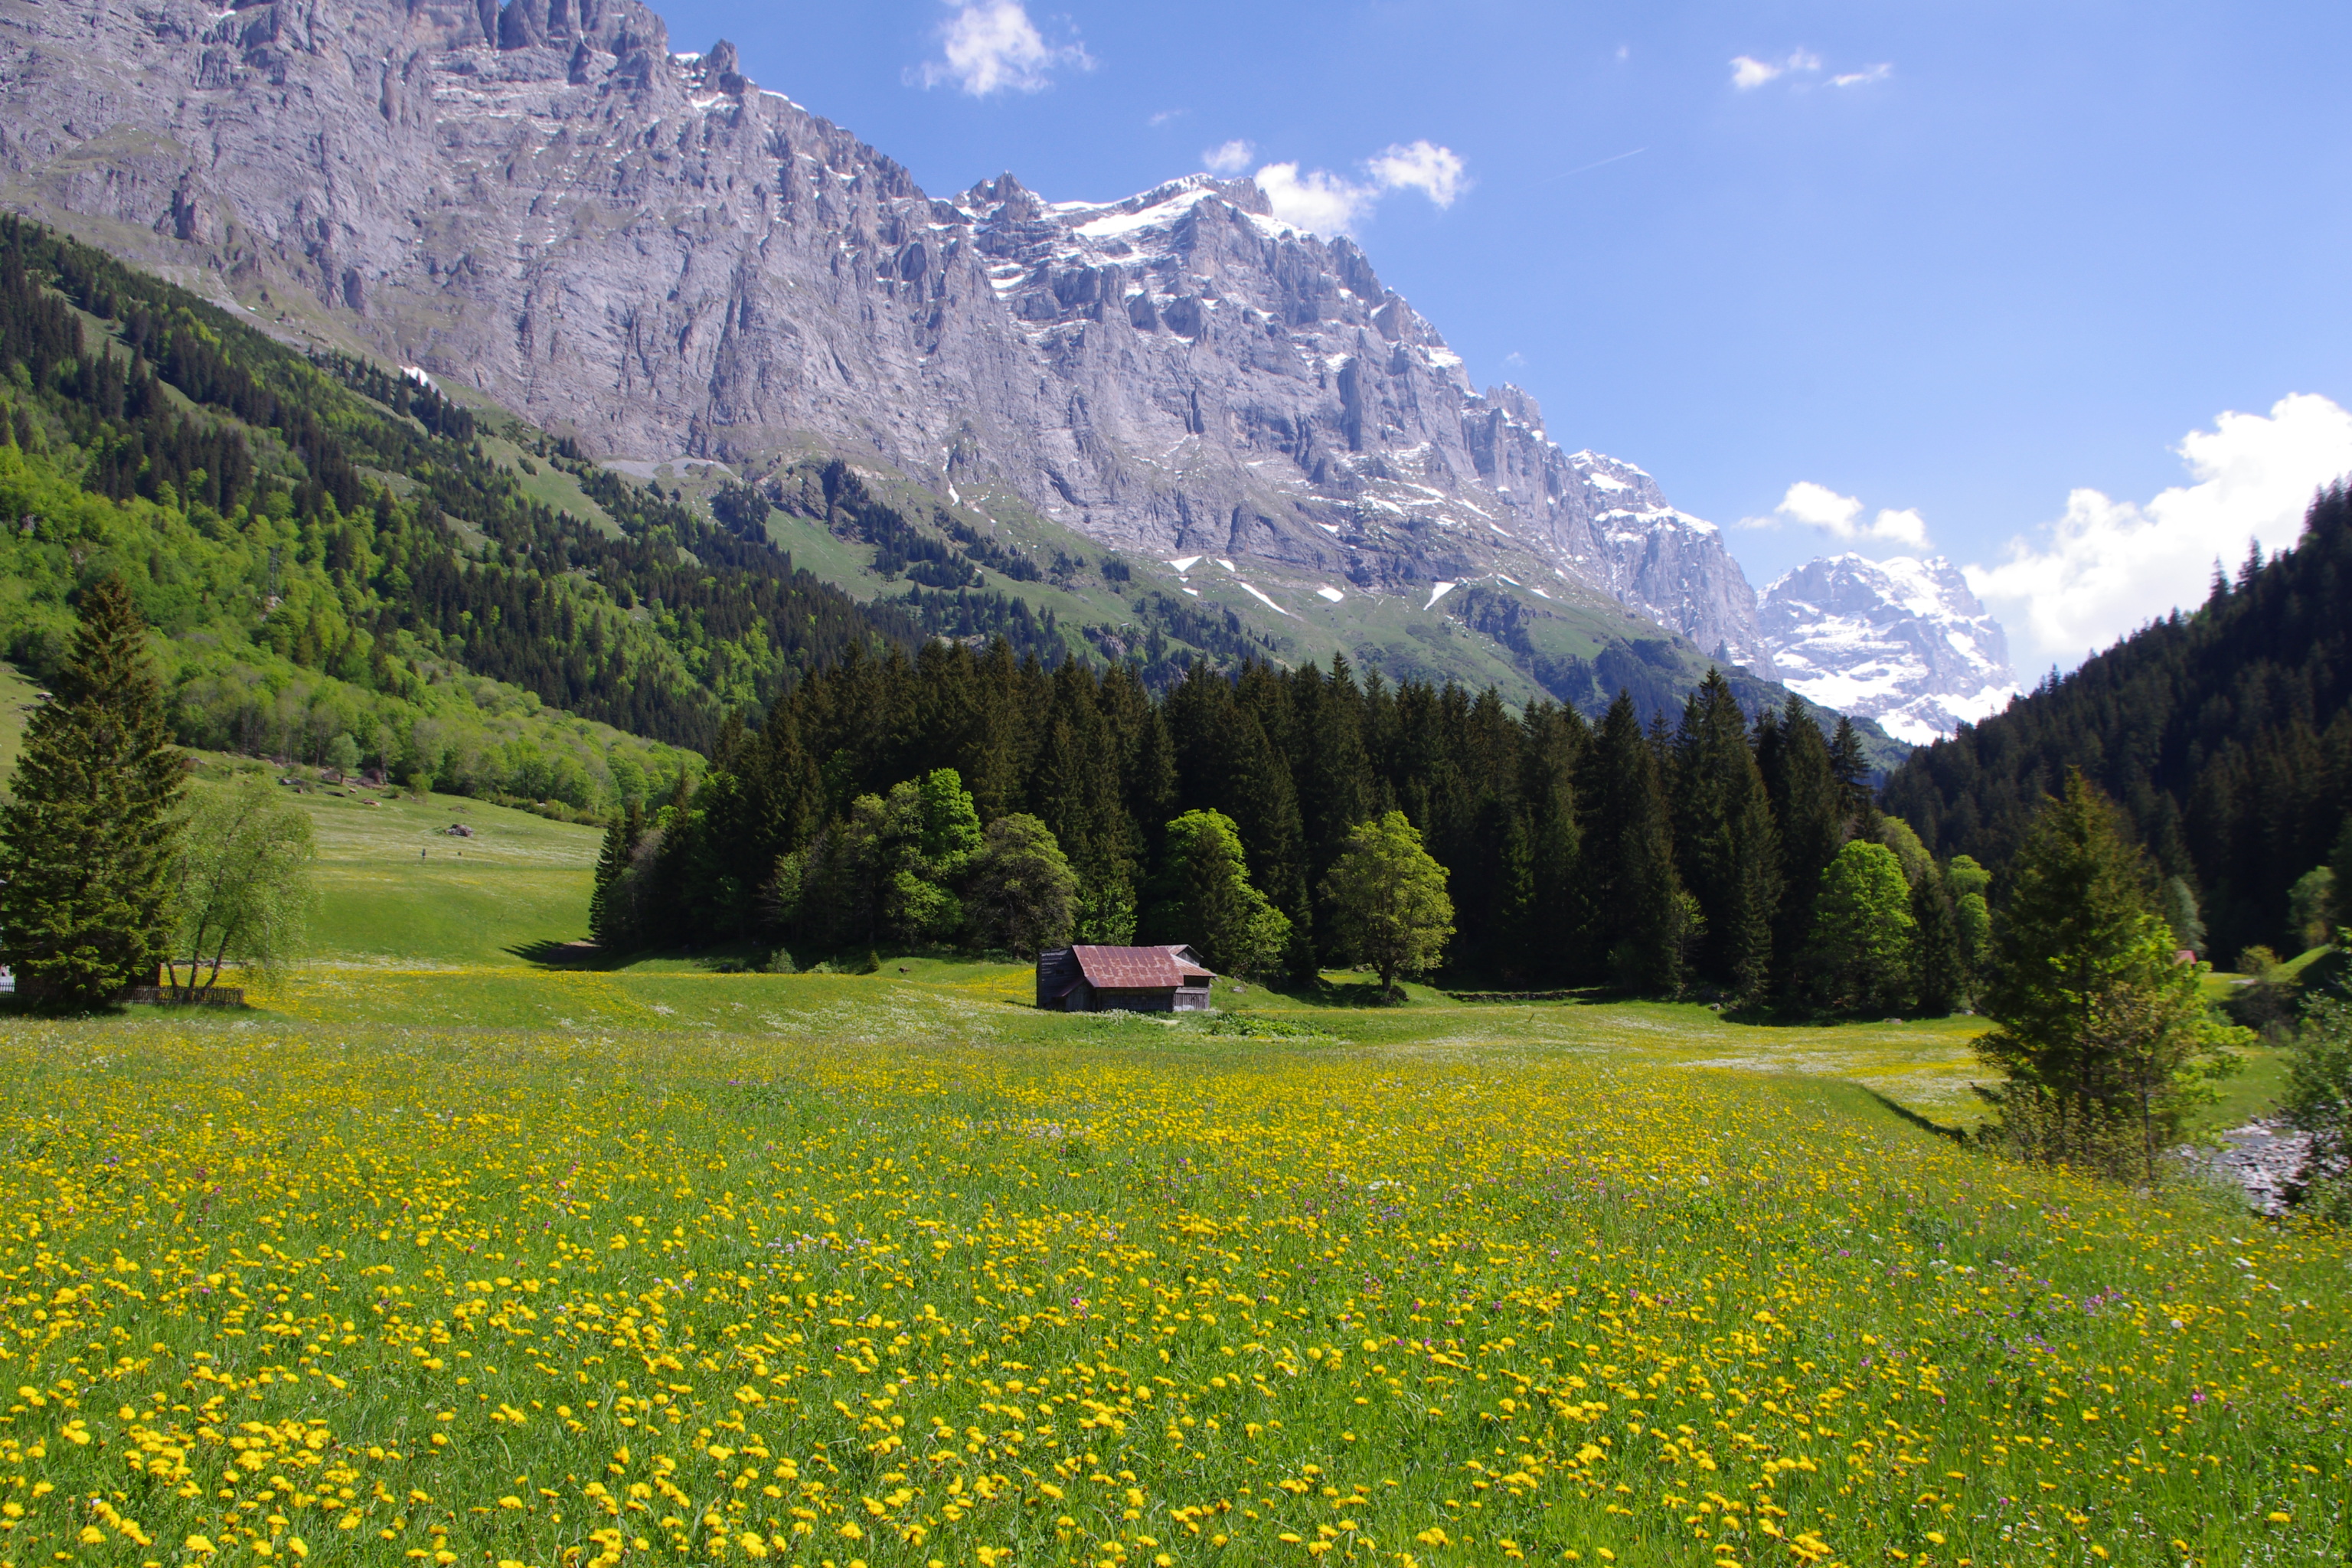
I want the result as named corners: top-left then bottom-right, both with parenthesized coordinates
top-left (1265, 975), bottom-right (1416, 1009)
top-left (509, 939), bottom-right (624, 970)
top-left (1863, 1087), bottom-right (1971, 1144)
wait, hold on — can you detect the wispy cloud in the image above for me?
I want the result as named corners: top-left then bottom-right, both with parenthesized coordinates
top-left (1734, 49), bottom-right (1888, 91)
top-left (1250, 140), bottom-right (1470, 236)
top-left (912, 2), bottom-right (1093, 97)
top-left (1202, 139), bottom-right (1255, 177)
top-left (1742, 481), bottom-right (1929, 547)
top-left (1967, 394), bottom-right (2352, 672)
top-left (1731, 49), bottom-right (1819, 90)
top-left (1148, 107), bottom-right (1187, 126)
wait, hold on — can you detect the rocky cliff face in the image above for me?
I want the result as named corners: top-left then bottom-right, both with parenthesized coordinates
top-left (0, 0), bottom-right (1773, 672)
top-left (1760, 554), bottom-right (2017, 744)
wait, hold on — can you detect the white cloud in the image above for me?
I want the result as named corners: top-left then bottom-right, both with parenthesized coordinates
top-left (1251, 140), bottom-right (1470, 236)
top-left (1364, 140), bottom-right (1468, 207)
top-left (1743, 480), bottom-right (1930, 547)
top-left (1254, 164), bottom-right (1378, 235)
top-left (1966, 393), bottom-right (2352, 673)
top-left (913, 2), bottom-right (1093, 96)
top-left (1148, 108), bottom-right (1187, 126)
top-left (1202, 139), bottom-right (1254, 176)
top-left (1736, 48), bottom-right (1885, 91)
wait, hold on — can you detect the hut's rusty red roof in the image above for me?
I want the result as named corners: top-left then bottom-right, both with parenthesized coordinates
top-left (1073, 946), bottom-right (1211, 989)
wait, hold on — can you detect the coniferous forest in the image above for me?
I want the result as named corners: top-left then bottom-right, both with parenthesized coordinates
top-left (1885, 485), bottom-right (2352, 964)
top-left (596, 643), bottom-right (1972, 1007)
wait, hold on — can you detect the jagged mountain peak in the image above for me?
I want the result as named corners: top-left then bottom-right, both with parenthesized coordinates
top-left (1762, 553), bottom-right (2017, 743)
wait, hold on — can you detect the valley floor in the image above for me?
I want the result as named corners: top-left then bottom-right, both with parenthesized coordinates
top-left (0, 782), bottom-right (2337, 1566)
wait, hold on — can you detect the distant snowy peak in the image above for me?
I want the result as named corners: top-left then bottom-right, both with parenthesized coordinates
top-left (1761, 554), bottom-right (2018, 745)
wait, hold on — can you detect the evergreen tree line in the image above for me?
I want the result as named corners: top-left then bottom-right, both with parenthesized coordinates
top-left (591, 639), bottom-right (1976, 1009)
top-left (1886, 484), bottom-right (2352, 964)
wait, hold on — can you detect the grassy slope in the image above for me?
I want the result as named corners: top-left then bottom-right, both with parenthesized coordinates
top-left (0, 659), bottom-right (35, 793)
top-left (191, 753), bottom-right (603, 968)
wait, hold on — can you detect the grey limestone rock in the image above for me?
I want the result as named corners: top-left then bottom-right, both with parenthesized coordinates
top-left (0, 0), bottom-right (1774, 672)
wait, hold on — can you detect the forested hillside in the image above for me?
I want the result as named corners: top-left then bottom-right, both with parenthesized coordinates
top-left (1885, 485), bottom-right (2352, 961)
top-left (0, 216), bottom-right (900, 800)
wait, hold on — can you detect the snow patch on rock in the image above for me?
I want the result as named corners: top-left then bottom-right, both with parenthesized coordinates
top-left (1762, 554), bottom-right (2019, 743)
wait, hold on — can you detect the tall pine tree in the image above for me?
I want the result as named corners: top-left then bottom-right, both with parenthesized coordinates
top-left (1583, 691), bottom-right (1689, 995)
top-left (589, 801), bottom-right (643, 951)
top-left (1672, 671), bottom-right (1781, 1000)
top-left (1759, 697), bottom-right (1843, 996)
top-left (0, 577), bottom-right (183, 1006)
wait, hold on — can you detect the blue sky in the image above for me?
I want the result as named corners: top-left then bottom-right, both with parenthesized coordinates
top-left (648, 0), bottom-right (2352, 672)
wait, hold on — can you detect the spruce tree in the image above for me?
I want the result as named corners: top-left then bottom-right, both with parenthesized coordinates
top-left (1828, 714), bottom-right (1877, 830)
top-left (1762, 697), bottom-right (1842, 995)
top-left (1031, 662), bottom-right (1137, 941)
top-left (1671, 671), bottom-right (1780, 1000)
top-left (1520, 704), bottom-right (1584, 986)
top-left (1583, 691), bottom-right (1689, 995)
top-left (589, 802), bottom-right (643, 952)
top-left (0, 577), bottom-right (183, 1006)
top-left (1975, 771), bottom-right (2246, 1178)
top-left (1909, 863), bottom-right (1964, 1016)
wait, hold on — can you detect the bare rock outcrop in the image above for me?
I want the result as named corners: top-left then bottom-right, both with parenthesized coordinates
top-left (0, 0), bottom-right (1774, 671)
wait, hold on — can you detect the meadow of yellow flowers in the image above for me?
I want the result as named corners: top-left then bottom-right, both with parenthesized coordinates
top-left (0, 1004), bottom-right (2341, 1567)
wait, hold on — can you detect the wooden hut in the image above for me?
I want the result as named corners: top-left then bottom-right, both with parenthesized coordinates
top-left (1035, 945), bottom-right (1215, 1012)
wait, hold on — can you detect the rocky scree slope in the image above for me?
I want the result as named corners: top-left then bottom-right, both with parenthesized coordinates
top-left (0, 0), bottom-right (1775, 675)
top-left (1760, 554), bottom-right (2017, 744)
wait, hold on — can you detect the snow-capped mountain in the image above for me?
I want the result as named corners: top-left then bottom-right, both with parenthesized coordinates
top-left (1759, 556), bottom-right (2018, 744)
top-left (0, 0), bottom-right (1774, 675)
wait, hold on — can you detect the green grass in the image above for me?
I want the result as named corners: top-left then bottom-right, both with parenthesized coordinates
top-left (1, 992), bottom-right (2344, 1566)
top-left (187, 755), bottom-right (603, 967)
top-left (0, 658), bottom-right (36, 793)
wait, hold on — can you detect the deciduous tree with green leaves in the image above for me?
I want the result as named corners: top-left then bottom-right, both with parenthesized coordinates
top-left (965, 814), bottom-right (1078, 957)
top-left (165, 779), bottom-right (315, 995)
top-left (1322, 810), bottom-right (1455, 1001)
top-left (1949, 854), bottom-right (1994, 988)
top-left (1975, 771), bottom-right (2246, 1182)
top-left (2284, 975), bottom-right (2352, 1220)
top-left (1143, 808), bottom-right (1291, 979)
top-left (1805, 840), bottom-right (1916, 1014)
top-left (0, 577), bottom-right (184, 1008)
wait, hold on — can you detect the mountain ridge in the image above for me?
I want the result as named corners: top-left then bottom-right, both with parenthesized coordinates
top-left (0, 0), bottom-right (1779, 678)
